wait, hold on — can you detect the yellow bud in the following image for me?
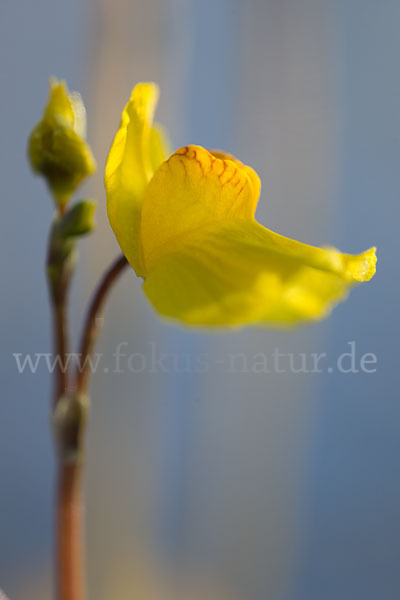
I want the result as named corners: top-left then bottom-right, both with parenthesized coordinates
top-left (28, 78), bottom-right (96, 209)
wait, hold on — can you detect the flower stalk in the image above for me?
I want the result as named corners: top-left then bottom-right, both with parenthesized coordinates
top-left (55, 462), bottom-right (85, 600)
top-left (47, 219), bottom-right (76, 403)
top-left (46, 214), bottom-right (128, 599)
top-left (75, 254), bottom-right (128, 395)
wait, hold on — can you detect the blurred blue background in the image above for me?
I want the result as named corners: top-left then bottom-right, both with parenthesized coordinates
top-left (1, 0), bottom-right (399, 598)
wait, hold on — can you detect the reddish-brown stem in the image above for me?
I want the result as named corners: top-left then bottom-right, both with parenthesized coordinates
top-left (56, 462), bottom-right (85, 600)
top-left (75, 254), bottom-right (128, 394)
top-left (47, 218), bottom-right (74, 404)
top-left (51, 250), bottom-right (128, 600)
top-left (52, 301), bottom-right (69, 401)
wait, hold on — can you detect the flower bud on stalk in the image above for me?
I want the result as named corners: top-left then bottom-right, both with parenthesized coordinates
top-left (28, 78), bottom-right (96, 211)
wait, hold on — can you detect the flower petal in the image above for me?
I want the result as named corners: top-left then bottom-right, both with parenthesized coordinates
top-left (139, 145), bottom-right (376, 326)
top-left (105, 83), bottom-right (168, 275)
top-left (140, 145), bottom-right (261, 273)
top-left (143, 222), bottom-right (376, 326)
top-left (44, 78), bottom-right (75, 127)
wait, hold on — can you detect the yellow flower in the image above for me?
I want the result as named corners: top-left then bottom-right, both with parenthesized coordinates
top-left (28, 78), bottom-right (96, 209)
top-left (105, 83), bottom-right (376, 327)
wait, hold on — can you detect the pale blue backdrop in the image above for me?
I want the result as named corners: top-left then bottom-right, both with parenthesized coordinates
top-left (1, 1), bottom-right (399, 599)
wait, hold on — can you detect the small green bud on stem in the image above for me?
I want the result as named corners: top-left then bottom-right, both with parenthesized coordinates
top-left (57, 199), bottom-right (97, 238)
